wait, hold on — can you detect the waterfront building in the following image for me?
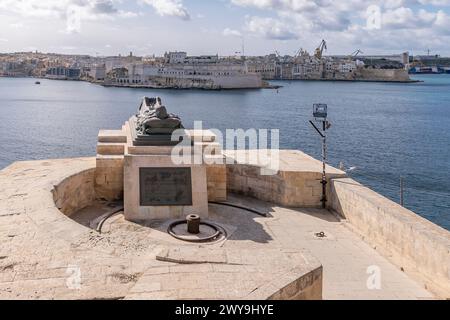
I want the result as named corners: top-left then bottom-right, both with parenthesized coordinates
top-left (0, 48), bottom-right (417, 84)
top-left (88, 64), bottom-right (106, 81)
top-left (104, 52), bottom-right (263, 89)
top-left (46, 66), bottom-right (81, 80)
top-left (164, 51), bottom-right (187, 64)
top-left (246, 59), bottom-right (277, 79)
top-left (341, 52), bottom-right (409, 65)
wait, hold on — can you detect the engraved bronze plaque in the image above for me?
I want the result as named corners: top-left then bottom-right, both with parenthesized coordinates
top-left (139, 167), bottom-right (192, 206)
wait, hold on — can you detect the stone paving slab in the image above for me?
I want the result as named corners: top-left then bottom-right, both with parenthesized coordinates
top-left (126, 247), bottom-right (322, 300)
top-left (220, 195), bottom-right (434, 300)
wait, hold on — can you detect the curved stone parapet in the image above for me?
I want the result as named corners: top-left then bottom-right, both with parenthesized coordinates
top-left (0, 157), bottom-right (323, 300)
top-left (0, 156), bottom-right (438, 300)
top-left (53, 168), bottom-right (96, 217)
top-left (225, 150), bottom-right (346, 207)
top-left (0, 158), bottom-right (97, 243)
top-left (329, 177), bottom-right (450, 298)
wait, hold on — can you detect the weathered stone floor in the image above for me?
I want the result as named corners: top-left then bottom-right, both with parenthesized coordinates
top-left (0, 158), bottom-right (434, 300)
top-left (225, 196), bottom-right (434, 300)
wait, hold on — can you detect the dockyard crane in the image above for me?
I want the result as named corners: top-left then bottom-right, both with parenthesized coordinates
top-left (274, 50), bottom-right (284, 62)
top-left (348, 49), bottom-right (363, 62)
top-left (314, 40), bottom-right (327, 59)
top-left (351, 49), bottom-right (363, 58)
top-left (294, 48), bottom-right (309, 58)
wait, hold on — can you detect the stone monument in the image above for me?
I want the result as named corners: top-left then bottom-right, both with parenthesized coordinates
top-left (123, 97), bottom-right (209, 222)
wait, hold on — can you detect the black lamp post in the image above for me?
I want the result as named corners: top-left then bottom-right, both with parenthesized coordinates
top-left (309, 104), bottom-right (331, 209)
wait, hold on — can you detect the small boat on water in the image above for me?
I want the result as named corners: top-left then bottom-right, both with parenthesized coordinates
top-left (35, 81), bottom-right (41, 85)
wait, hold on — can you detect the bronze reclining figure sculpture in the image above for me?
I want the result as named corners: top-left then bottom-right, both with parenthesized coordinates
top-left (131, 97), bottom-right (187, 146)
top-left (136, 97), bottom-right (184, 135)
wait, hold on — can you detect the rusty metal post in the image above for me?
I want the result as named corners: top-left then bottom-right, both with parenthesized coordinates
top-left (187, 214), bottom-right (200, 234)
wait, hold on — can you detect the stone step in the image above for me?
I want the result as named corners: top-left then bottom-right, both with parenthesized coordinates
top-left (195, 142), bottom-right (222, 155)
top-left (97, 142), bottom-right (125, 156)
top-left (98, 130), bottom-right (127, 143)
top-left (96, 154), bottom-right (125, 168)
top-left (204, 154), bottom-right (226, 165)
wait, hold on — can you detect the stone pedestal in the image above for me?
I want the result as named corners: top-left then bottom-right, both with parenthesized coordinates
top-left (95, 125), bottom-right (227, 205)
top-left (124, 153), bottom-right (209, 222)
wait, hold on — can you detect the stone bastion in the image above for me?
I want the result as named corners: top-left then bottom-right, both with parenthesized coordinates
top-left (0, 104), bottom-right (449, 300)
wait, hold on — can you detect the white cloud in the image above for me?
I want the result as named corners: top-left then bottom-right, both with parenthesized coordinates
top-left (380, 7), bottom-right (450, 33)
top-left (418, 0), bottom-right (450, 5)
top-left (0, 0), bottom-right (449, 55)
top-left (246, 16), bottom-right (298, 40)
top-left (231, 0), bottom-right (450, 52)
top-left (223, 28), bottom-right (242, 37)
top-left (0, 0), bottom-right (136, 20)
top-left (142, 0), bottom-right (190, 20)
top-left (232, 0), bottom-right (323, 12)
top-left (9, 23), bottom-right (24, 28)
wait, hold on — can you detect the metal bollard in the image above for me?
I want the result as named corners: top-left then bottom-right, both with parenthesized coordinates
top-left (186, 214), bottom-right (201, 234)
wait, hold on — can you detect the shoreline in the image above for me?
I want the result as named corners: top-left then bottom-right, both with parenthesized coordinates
top-left (101, 82), bottom-right (282, 91)
top-left (0, 75), bottom-right (429, 89)
top-left (267, 78), bottom-right (422, 84)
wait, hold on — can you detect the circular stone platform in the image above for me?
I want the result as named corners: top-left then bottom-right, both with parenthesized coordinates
top-left (0, 158), bottom-right (322, 300)
top-left (0, 158), bottom-right (434, 300)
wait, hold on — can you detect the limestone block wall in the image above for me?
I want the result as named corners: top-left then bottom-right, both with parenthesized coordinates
top-left (95, 129), bottom-right (127, 201)
top-left (267, 268), bottom-right (323, 300)
top-left (52, 168), bottom-right (96, 217)
top-left (206, 164), bottom-right (227, 202)
top-left (227, 165), bottom-right (325, 207)
top-left (226, 150), bottom-right (345, 207)
top-left (329, 177), bottom-right (450, 298)
top-left (228, 164), bottom-right (283, 204)
top-left (357, 68), bottom-right (411, 82)
top-left (95, 155), bottom-right (124, 201)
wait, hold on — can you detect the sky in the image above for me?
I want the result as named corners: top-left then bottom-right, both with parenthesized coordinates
top-left (0, 0), bottom-right (449, 57)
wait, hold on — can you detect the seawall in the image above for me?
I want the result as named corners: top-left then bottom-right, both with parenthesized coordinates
top-left (329, 178), bottom-right (450, 297)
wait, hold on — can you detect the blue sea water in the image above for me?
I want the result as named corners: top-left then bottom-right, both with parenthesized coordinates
top-left (0, 75), bottom-right (449, 230)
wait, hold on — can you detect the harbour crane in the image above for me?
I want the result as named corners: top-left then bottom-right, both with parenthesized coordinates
top-left (294, 48), bottom-right (308, 58)
top-left (350, 49), bottom-right (363, 58)
top-left (348, 49), bottom-right (363, 62)
top-left (314, 40), bottom-right (327, 59)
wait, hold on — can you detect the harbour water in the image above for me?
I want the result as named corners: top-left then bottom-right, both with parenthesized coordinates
top-left (0, 75), bottom-right (449, 230)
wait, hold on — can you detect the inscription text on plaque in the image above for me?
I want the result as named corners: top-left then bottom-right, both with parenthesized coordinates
top-left (139, 167), bottom-right (193, 206)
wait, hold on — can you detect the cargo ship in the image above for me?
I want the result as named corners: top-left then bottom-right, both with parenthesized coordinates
top-left (409, 66), bottom-right (448, 74)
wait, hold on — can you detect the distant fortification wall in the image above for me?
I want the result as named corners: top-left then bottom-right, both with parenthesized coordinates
top-left (212, 73), bottom-right (263, 89)
top-left (329, 177), bottom-right (450, 298)
top-left (355, 68), bottom-right (411, 82)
